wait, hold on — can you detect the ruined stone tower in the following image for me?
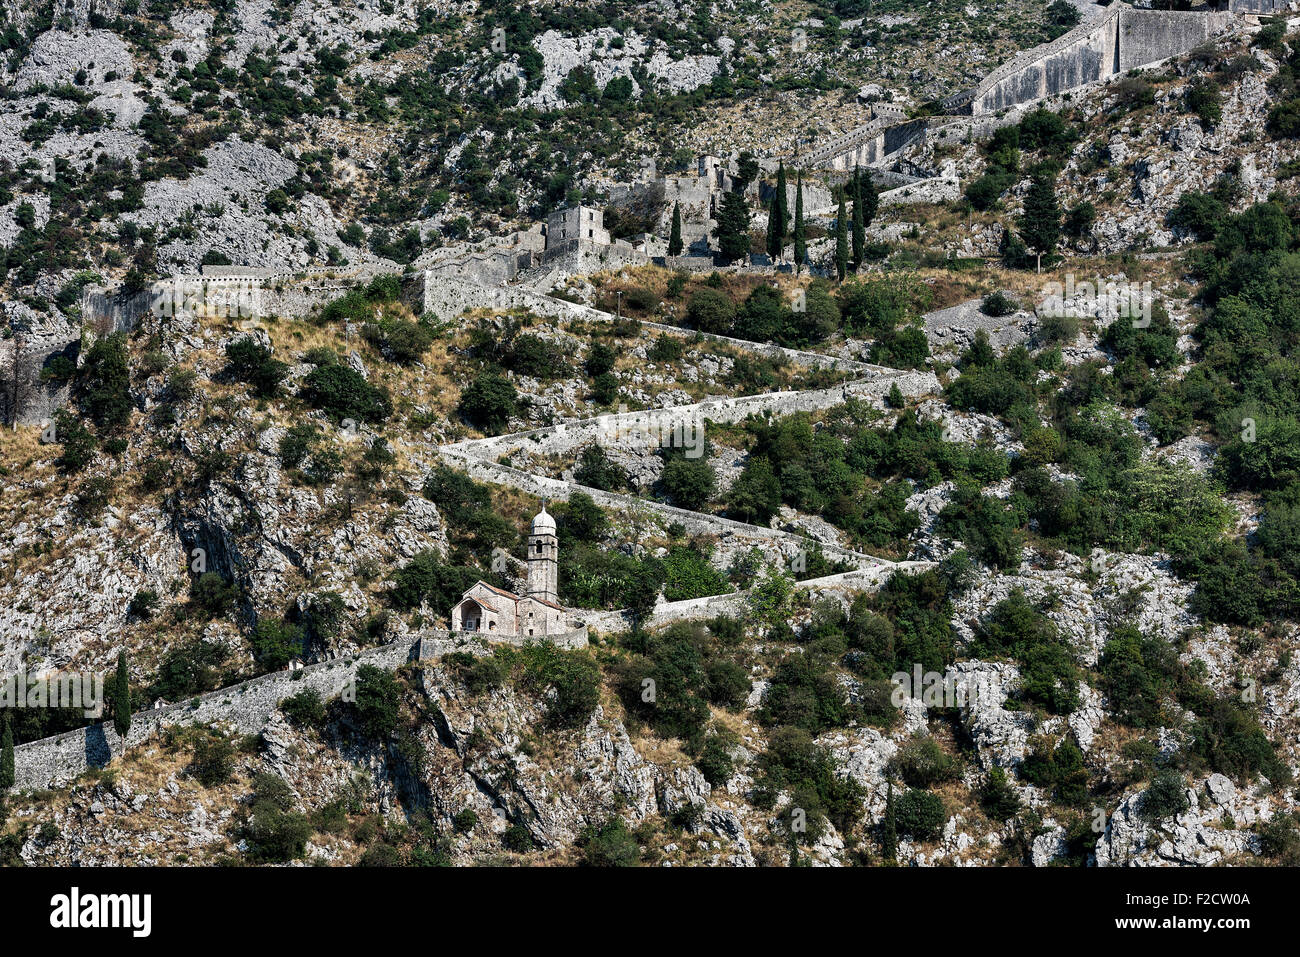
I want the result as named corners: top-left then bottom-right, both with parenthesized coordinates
top-left (526, 506), bottom-right (559, 604)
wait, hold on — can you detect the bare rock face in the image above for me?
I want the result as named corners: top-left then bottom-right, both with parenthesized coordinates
top-left (1095, 776), bottom-right (1270, 867)
top-left (15, 30), bottom-right (135, 89)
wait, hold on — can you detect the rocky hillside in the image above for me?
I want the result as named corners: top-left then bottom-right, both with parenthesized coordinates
top-left (4, 2), bottom-right (1300, 870)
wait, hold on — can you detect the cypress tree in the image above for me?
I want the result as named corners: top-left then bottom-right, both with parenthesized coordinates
top-left (834, 190), bottom-right (848, 282)
top-left (765, 163), bottom-right (789, 261)
top-left (882, 780), bottom-right (897, 863)
top-left (861, 170), bottom-right (879, 234)
top-left (793, 171), bottom-right (806, 275)
top-left (765, 196), bottom-right (780, 261)
top-left (851, 165), bottom-right (865, 269)
top-left (667, 201), bottom-right (683, 257)
top-left (775, 161), bottom-right (788, 255)
top-left (0, 715), bottom-right (13, 791)
top-left (112, 650), bottom-right (131, 740)
top-left (715, 190), bottom-right (751, 265)
top-left (1020, 168), bottom-right (1062, 273)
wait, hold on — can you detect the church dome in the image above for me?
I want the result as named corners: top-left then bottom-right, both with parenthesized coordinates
top-left (531, 506), bottom-right (557, 534)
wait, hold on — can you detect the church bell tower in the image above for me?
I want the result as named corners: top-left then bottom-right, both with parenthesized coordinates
top-left (526, 506), bottom-right (559, 604)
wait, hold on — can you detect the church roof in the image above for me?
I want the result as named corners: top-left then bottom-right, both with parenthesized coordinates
top-left (463, 581), bottom-right (566, 612)
top-left (476, 581), bottom-right (522, 602)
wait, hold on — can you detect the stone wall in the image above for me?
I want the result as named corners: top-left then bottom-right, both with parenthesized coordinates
top-left (12, 638), bottom-right (417, 792)
top-left (410, 269), bottom-right (895, 375)
top-left (582, 562), bottom-right (933, 633)
top-left (439, 447), bottom-right (890, 570)
top-left (1228, 0), bottom-right (1290, 12)
top-left (441, 372), bottom-right (939, 465)
top-left (11, 626), bottom-right (589, 793)
top-left (969, 6), bottom-right (1232, 116)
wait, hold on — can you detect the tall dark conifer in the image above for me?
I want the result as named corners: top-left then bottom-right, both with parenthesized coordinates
top-left (851, 165), bottom-right (866, 269)
top-left (793, 171), bottom-right (806, 275)
top-left (834, 190), bottom-right (848, 282)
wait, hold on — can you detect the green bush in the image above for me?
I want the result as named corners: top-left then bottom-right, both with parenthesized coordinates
top-left (457, 371), bottom-right (517, 432)
top-left (191, 732), bottom-right (236, 787)
top-left (224, 337), bottom-right (288, 397)
top-left (577, 817), bottom-right (640, 866)
top-left (894, 788), bottom-right (946, 839)
top-left (353, 665), bottom-right (401, 739)
top-left (364, 316), bottom-right (435, 364)
top-left (250, 619), bottom-right (305, 671)
top-left (1139, 769), bottom-right (1189, 823)
top-left (977, 767), bottom-right (1022, 822)
top-left (191, 572), bottom-right (238, 618)
top-left (891, 735), bottom-right (959, 789)
top-left (246, 773), bottom-right (311, 862)
top-left (980, 291), bottom-right (1019, 317)
top-left (502, 823), bottom-right (533, 852)
top-left (301, 364), bottom-right (392, 423)
top-left (280, 689), bottom-right (326, 727)
top-left (516, 643), bottom-right (602, 729)
top-left (79, 332), bottom-right (131, 431)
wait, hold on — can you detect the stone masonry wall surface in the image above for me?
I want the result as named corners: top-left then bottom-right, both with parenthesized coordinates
top-left (12, 627), bottom-right (587, 793)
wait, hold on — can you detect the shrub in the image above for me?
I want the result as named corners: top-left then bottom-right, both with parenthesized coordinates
top-left (191, 572), bottom-right (238, 618)
top-left (250, 619), bottom-right (305, 670)
top-left (224, 338), bottom-right (287, 398)
top-left (977, 766), bottom-right (1022, 821)
top-left (278, 423), bottom-right (319, 470)
top-left (980, 291), bottom-right (1019, 317)
top-left (191, 732), bottom-right (236, 786)
top-left (894, 788), bottom-right (946, 839)
top-left (127, 589), bottom-right (160, 620)
top-left (364, 316), bottom-right (435, 365)
top-left (696, 730), bottom-right (737, 786)
top-left (585, 342), bottom-right (616, 377)
top-left (457, 371), bottom-right (517, 432)
top-left (686, 287), bottom-right (736, 334)
top-left (79, 332), bottom-right (131, 431)
top-left (648, 334), bottom-right (683, 362)
top-left (387, 551), bottom-right (480, 614)
top-left (502, 823), bottom-right (533, 852)
top-left (1139, 769), bottom-right (1189, 823)
top-left (353, 665), bottom-right (401, 739)
top-left (1186, 78), bottom-right (1222, 127)
top-left (452, 809), bottom-right (479, 834)
top-left (54, 411), bottom-right (98, 472)
top-left (517, 643), bottom-right (602, 729)
top-left (280, 689), bottom-right (326, 727)
top-left (577, 817), bottom-right (640, 866)
top-left (504, 333), bottom-right (569, 379)
top-left (573, 444), bottom-right (628, 491)
top-left (589, 371), bottom-right (619, 405)
top-left (1019, 736), bottom-right (1089, 805)
top-left (660, 454), bottom-right (716, 510)
top-left (891, 735), bottom-right (959, 789)
top-left (301, 364), bottom-right (392, 423)
top-left (246, 773), bottom-right (311, 862)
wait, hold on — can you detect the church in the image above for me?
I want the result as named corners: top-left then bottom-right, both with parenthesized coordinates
top-left (450, 507), bottom-right (571, 639)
